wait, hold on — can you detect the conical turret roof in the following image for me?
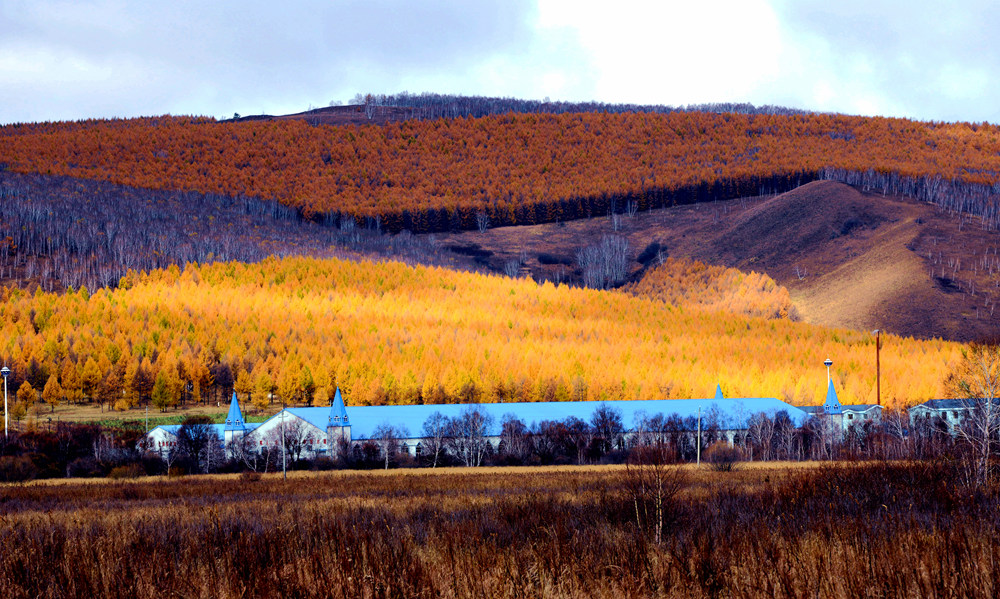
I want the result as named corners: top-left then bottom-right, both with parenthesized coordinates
top-left (823, 379), bottom-right (842, 415)
top-left (328, 387), bottom-right (349, 426)
top-left (224, 391), bottom-right (246, 431)
top-left (714, 384), bottom-right (724, 401)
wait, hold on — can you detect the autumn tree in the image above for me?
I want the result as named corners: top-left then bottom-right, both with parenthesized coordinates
top-left (41, 374), bottom-right (62, 413)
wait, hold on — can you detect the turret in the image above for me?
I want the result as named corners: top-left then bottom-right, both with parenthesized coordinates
top-left (714, 384), bottom-right (724, 401)
top-left (223, 391), bottom-right (247, 448)
top-left (823, 379), bottom-right (842, 415)
top-left (326, 387), bottom-right (352, 455)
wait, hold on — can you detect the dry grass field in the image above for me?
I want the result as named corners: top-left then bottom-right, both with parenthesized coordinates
top-left (2, 461), bottom-right (997, 598)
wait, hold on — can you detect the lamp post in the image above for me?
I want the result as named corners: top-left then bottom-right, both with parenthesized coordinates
top-left (1, 366), bottom-right (9, 439)
top-left (872, 330), bottom-right (881, 407)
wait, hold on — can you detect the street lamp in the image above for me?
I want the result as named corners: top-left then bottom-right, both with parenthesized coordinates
top-left (872, 330), bottom-right (882, 407)
top-left (1, 366), bottom-right (9, 439)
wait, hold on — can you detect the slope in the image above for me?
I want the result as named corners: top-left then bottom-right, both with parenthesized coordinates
top-left (436, 181), bottom-right (1000, 341)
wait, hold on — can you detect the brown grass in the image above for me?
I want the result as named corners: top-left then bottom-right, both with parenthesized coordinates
top-left (1, 461), bottom-right (996, 598)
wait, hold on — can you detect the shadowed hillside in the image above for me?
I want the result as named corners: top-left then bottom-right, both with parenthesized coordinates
top-left (436, 181), bottom-right (1000, 341)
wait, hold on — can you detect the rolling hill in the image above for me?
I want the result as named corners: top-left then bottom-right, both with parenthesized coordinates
top-left (435, 180), bottom-right (1000, 341)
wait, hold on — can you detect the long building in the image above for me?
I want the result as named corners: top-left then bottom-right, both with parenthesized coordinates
top-left (144, 386), bottom-right (812, 460)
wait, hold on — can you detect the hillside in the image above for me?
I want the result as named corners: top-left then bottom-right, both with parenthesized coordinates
top-left (436, 181), bottom-right (1000, 341)
top-left (3, 111), bottom-right (1000, 233)
top-left (0, 256), bottom-right (959, 418)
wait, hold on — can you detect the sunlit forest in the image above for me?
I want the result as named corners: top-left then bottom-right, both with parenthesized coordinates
top-left (0, 255), bottom-right (958, 417)
top-left (2, 110), bottom-right (1000, 232)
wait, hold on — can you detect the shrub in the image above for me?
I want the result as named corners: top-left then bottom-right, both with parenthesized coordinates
top-left (108, 463), bottom-right (144, 480)
top-left (0, 456), bottom-right (37, 482)
top-left (704, 441), bottom-right (742, 471)
top-left (240, 470), bottom-right (262, 483)
top-left (637, 241), bottom-right (663, 265)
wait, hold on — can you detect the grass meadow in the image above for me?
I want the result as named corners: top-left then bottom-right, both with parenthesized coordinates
top-left (1, 462), bottom-right (997, 598)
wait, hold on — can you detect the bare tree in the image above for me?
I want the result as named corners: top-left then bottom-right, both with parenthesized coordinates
top-left (948, 341), bottom-right (1000, 485)
top-left (625, 441), bottom-right (686, 545)
top-left (577, 235), bottom-right (629, 289)
top-left (447, 405), bottom-right (495, 467)
top-left (498, 414), bottom-right (530, 463)
top-left (421, 411), bottom-right (449, 468)
top-left (475, 211), bottom-right (490, 233)
top-left (747, 412), bottom-right (776, 461)
top-left (372, 422), bottom-right (409, 469)
top-left (591, 404), bottom-right (624, 455)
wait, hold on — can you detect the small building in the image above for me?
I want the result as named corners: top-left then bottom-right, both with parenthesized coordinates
top-left (800, 379), bottom-right (882, 432)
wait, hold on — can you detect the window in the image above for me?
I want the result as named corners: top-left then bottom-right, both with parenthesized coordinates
top-left (847, 414), bottom-right (853, 420)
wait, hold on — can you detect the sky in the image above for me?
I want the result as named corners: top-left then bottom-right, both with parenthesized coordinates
top-left (1, 0), bottom-right (998, 124)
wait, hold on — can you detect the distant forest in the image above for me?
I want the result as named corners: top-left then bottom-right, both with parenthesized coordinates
top-left (2, 108), bottom-right (1000, 237)
top-left (347, 91), bottom-right (814, 120)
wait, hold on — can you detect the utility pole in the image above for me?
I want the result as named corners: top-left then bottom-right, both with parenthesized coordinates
top-left (872, 330), bottom-right (882, 406)
top-left (1, 366), bottom-right (9, 439)
top-left (696, 406), bottom-right (702, 465)
top-left (281, 403), bottom-right (286, 480)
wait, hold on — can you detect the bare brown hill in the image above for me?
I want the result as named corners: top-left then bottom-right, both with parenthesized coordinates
top-left (434, 181), bottom-right (1000, 342)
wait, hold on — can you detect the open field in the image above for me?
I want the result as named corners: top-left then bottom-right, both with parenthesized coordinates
top-left (1, 462), bottom-right (997, 598)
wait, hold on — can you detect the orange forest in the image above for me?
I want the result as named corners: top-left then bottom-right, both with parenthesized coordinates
top-left (0, 255), bottom-right (959, 416)
top-left (2, 111), bottom-right (1000, 232)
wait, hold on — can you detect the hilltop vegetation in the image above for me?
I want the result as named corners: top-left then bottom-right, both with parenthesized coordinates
top-left (0, 255), bottom-right (957, 418)
top-left (3, 110), bottom-right (1000, 233)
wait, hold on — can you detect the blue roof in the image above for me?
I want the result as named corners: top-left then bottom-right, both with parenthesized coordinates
top-left (286, 397), bottom-right (809, 440)
top-left (328, 387), bottom-right (349, 426)
top-left (823, 379), bottom-right (842, 415)
top-left (225, 392), bottom-right (247, 432)
top-left (153, 422), bottom-right (261, 439)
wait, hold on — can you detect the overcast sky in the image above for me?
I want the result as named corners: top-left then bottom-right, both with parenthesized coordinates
top-left (2, 0), bottom-right (997, 124)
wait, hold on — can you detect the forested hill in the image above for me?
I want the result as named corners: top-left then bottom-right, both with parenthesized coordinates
top-left (2, 110), bottom-right (1000, 234)
top-left (0, 255), bottom-right (959, 415)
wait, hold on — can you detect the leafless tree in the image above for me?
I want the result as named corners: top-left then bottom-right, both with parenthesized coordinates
top-left (475, 211), bottom-right (490, 233)
top-left (447, 405), bottom-right (495, 467)
top-left (626, 200), bottom-right (638, 218)
top-left (421, 411), bottom-right (449, 467)
top-left (625, 440), bottom-right (685, 545)
top-left (577, 235), bottom-right (629, 289)
top-left (747, 412), bottom-right (776, 461)
top-left (948, 341), bottom-right (1000, 485)
top-left (372, 422), bottom-right (409, 469)
top-left (498, 414), bottom-right (531, 462)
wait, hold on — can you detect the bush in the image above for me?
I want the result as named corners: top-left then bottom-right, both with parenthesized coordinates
top-left (538, 252), bottom-right (572, 265)
top-left (704, 441), bottom-right (742, 471)
top-left (240, 470), bottom-right (262, 483)
top-left (637, 241), bottom-right (663, 265)
top-left (108, 463), bottom-right (144, 480)
top-left (0, 456), bottom-right (37, 482)
top-left (68, 457), bottom-right (106, 478)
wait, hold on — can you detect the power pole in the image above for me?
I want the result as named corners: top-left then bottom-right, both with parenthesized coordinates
top-left (281, 403), bottom-right (286, 480)
top-left (696, 406), bottom-right (702, 465)
top-left (1, 367), bottom-right (9, 439)
top-left (873, 329), bottom-right (882, 406)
